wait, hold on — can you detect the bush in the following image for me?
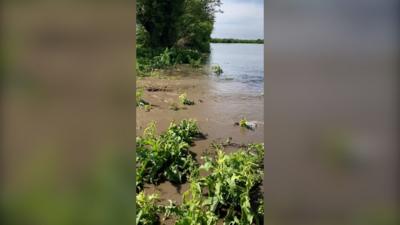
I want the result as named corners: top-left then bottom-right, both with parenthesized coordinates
top-left (136, 47), bottom-right (204, 76)
top-left (136, 120), bottom-right (201, 191)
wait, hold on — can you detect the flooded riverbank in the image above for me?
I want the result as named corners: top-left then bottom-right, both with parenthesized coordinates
top-left (136, 44), bottom-right (264, 209)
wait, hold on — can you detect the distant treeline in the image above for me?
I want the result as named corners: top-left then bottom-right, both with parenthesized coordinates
top-left (211, 38), bottom-right (264, 44)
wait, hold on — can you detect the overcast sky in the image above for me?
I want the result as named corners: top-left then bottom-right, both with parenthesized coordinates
top-left (211, 0), bottom-right (264, 39)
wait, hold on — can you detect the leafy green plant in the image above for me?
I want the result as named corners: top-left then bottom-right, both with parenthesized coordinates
top-left (183, 144), bottom-right (265, 225)
top-left (136, 120), bottom-right (201, 191)
top-left (135, 119), bottom-right (264, 224)
top-left (144, 104), bottom-right (152, 112)
top-left (136, 192), bottom-right (161, 225)
top-left (239, 118), bottom-right (248, 128)
top-left (136, 47), bottom-right (205, 77)
top-left (238, 118), bottom-right (256, 130)
top-left (189, 57), bottom-right (202, 68)
top-left (179, 93), bottom-right (195, 105)
top-left (177, 177), bottom-right (219, 225)
top-left (212, 64), bottom-right (223, 75)
top-left (162, 200), bottom-right (180, 220)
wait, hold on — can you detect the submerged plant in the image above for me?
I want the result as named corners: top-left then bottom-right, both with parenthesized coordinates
top-left (237, 118), bottom-right (257, 130)
top-left (239, 118), bottom-right (248, 128)
top-left (179, 93), bottom-right (195, 105)
top-left (212, 64), bottom-right (223, 75)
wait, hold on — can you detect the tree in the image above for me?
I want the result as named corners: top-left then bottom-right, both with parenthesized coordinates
top-left (136, 0), bottom-right (222, 53)
top-left (137, 0), bottom-right (185, 48)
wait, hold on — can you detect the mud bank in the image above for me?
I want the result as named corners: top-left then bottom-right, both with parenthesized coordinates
top-left (136, 69), bottom-right (264, 209)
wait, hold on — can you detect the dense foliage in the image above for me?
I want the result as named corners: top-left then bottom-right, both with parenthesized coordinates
top-left (136, 192), bottom-right (161, 225)
top-left (136, 0), bottom-right (222, 76)
top-left (136, 120), bottom-right (264, 225)
top-left (194, 144), bottom-right (264, 224)
top-left (136, 120), bottom-right (201, 191)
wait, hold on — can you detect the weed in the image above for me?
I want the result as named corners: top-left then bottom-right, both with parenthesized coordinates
top-left (136, 120), bottom-right (264, 225)
top-left (144, 104), bottom-right (152, 112)
top-left (239, 118), bottom-right (248, 128)
top-left (189, 57), bottom-right (202, 68)
top-left (136, 192), bottom-right (161, 225)
top-left (136, 120), bottom-right (201, 191)
top-left (237, 118), bottom-right (256, 130)
top-left (136, 47), bottom-right (205, 77)
top-left (188, 144), bottom-right (265, 224)
top-left (212, 64), bottom-right (223, 75)
top-left (179, 93), bottom-right (195, 105)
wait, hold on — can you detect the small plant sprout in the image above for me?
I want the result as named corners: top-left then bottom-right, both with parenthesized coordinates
top-left (136, 192), bottom-right (161, 225)
top-left (136, 88), bottom-right (150, 108)
top-left (239, 118), bottom-right (248, 128)
top-left (144, 104), bottom-right (152, 112)
top-left (136, 119), bottom-right (200, 191)
top-left (179, 93), bottom-right (195, 105)
top-left (236, 118), bottom-right (257, 130)
top-left (211, 64), bottom-right (223, 75)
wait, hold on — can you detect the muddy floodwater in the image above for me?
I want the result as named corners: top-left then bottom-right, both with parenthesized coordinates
top-left (136, 44), bottom-right (264, 212)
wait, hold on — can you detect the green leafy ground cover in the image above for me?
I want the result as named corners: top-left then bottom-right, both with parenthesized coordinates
top-left (136, 120), bottom-right (264, 225)
top-left (136, 120), bottom-right (200, 191)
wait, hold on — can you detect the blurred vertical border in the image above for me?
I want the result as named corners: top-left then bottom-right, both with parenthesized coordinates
top-left (1, 0), bottom-right (400, 225)
top-left (1, 0), bottom-right (136, 225)
top-left (264, 0), bottom-right (399, 225)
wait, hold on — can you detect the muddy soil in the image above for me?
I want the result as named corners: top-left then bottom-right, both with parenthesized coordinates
top-left (136, 68), bottom-right (264, 207)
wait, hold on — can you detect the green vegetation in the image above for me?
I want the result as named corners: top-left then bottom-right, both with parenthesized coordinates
top-left (136, 120), bottom-right (201, 191)
top-left (211, 38), bottom-right (264, 44)
top-left (236, 118), bottom-right (257, 130)
top-left (179, 93), bottom-right (195, 105)
top-left (136, 0), bottom-right (222, 76)
top-left (239, 118), bottom-right (248, 128)
top-left (136, 120), bottom-right (264, 225)
top-left (178, 143), bottom-right (264, 225)
top-left (144, 104), bottom-right (152, 112)
top-left (211, 64), bottom-right (223, 75)
top-left (136, 192), bottom-right (161, 225)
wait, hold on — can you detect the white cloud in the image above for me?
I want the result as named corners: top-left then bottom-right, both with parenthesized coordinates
top-left (212, 1), bottom-right (264, 39)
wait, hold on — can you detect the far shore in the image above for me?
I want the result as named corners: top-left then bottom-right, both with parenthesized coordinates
top-left (211, 38), bottom-right (264, 44)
